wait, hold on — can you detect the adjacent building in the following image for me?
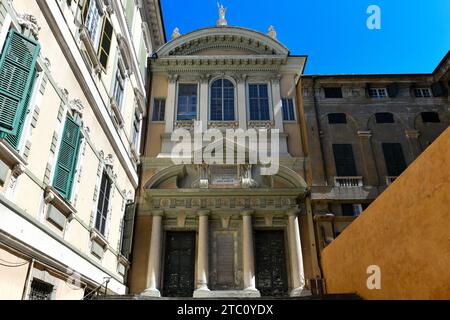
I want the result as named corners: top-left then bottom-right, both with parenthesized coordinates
top-left (0, 0), bottom-right (164, 299)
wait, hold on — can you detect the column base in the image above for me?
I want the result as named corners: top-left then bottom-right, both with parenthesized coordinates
top-left (290, 287), bottom-right (312, 297)
top-left (194, 289), bottom-right (261, 298)
top-left (141, 288), bottom-right (161, 298)
top-left (193, 287), bottom-right (210, 298)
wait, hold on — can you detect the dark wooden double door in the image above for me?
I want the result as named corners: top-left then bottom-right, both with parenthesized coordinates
top-left (162, 232), bottom-right (196, 297)
top-left (255, 231), bottom-right (289, 297)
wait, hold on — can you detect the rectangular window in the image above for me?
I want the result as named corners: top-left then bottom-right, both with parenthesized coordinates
top-left (375, 112), bottom-right (394, 124)
top-left (421, 112), bottom-right (440, 123)
top-left (382, 143), bottom-right (407, 177)
top-left (249, 84), bottom-right (270, 121)
top-left (29, 279), bottom-right (53, 300)
top-left (324, 87), bottom-right (343, 99)
top-left (333, 144), bottom-right (357, 177)
top-left (98, 17), bottom-right (113, 69)
top-left (328, 113), bottom-right (347, 124)
top-left (369, 88), bottom-right (388, 99)
top-left (414, 88), bottom-right (432, 98)
top-left (112, 66), bottom-right (125, 108)
top-left (152, 98), bottom-right (166, 121)
top-left (53, 116), bottom-right (81, 200)
top-left (341, 204), bottom-right (362, 217)
top-left (177, 84), bottom-right (198, 120)
top-left (95, 171), bottom-right (112, 236)
top-left (131, 108), bottom-right (141, 151)
top-left (282, 98), bottom-right (295, 121)
top-left (83, 0), bottom-right (101, 45)
top-left (0, 30), bottom-right (40, 150)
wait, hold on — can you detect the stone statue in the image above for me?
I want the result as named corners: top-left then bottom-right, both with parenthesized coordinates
top-left (171, 27), bottom-right (180, 39)
top-left (217, 2), bottom-right (228, 26)
top-left (268, 25), bottom-right (277, 39)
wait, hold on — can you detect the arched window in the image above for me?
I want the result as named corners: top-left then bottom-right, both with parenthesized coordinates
top-left (210, 79), bottom-right (235, 121)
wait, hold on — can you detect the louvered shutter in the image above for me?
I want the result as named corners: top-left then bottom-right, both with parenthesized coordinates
top-left (382, 143), bottom-right (406, 176)
top-left (53, 116), bottom-right (81, 199)
top-left (333, 144), bottom-right (357, 177)
top-left (0, 30), bottom-right (40, 136)
top-left (121, 202), bottom-right (136, 259)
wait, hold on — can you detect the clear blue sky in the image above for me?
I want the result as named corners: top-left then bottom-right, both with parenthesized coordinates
top-left (160, 0), bottom-right (450, 75)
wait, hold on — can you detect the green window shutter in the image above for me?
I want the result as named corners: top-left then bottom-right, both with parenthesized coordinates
top-left (125, 0), bottom-right (135, 28)
top-left (53, 116), bottom-right (81, 200)
top-left (98, 17), bottom-right (113, 70)
top-left (139, 38), bottom-right (147, 78)
top-left (120, 202), bottom-right (136, 259)
top-left (0, 30), bottom-right (40, 137)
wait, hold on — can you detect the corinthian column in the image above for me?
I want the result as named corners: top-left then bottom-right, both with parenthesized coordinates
top-left (194, 210), bottom-right (210, 297)
top-left (142, 210), bottom-right (164, 297)
top-left (241, 210), bottom-right (260, 296)
top-left (287, 208), bottom-right (309, 297)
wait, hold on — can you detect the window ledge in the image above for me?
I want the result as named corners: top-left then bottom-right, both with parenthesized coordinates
top-left (110, 98), bottom-right (125, 129)
top-left (208, 121), bottom-right (239, 129)
top-left (44, 186), bottom-right (77, 218)
top-left (90, 228), bottom-right (108, 248)
top-left (0, 139), bottom-right (28, 170)
top-left (247, 121), bottom-right (275, 129)
top-left (79, 27), bottom-right (102, 75)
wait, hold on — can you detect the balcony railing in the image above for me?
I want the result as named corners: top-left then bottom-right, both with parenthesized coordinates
top-left (385, 176), bottom-right (398, 186)
top-left (334, 176), bottom-right (363, 187)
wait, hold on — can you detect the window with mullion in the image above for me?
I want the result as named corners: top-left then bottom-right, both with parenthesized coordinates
top-left (282, 98), bottom-right (295, 121)
top-left (113, 67), bottom-right (125, 109)
top-left (95, 171), bottom-right (112, 236)
top-left (210, 79), bottom-right (235, 121)
top-left (249, 84), bottom-right (270, 121)
top-left (152, 98), bottom-right (165, 121)
top-left (85, 1), bottom-right (101, 45)
top-left (177, 84), bottom-right (197, 121)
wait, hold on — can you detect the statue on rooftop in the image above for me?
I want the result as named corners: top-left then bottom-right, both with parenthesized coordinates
top-left (217, 2), bottom-right (228, 26)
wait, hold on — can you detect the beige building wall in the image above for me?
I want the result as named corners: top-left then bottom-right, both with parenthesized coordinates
top-left (321, 127), bottom-right (450, 299)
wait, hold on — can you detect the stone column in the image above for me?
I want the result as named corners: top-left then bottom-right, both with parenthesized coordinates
top-left (271, 76), bottom-right (284, 132)
top-left (241, 210), bottom-right (259, 295)
top-left (357, 130), bottom-right (379, 186)
top-left (165, 74), bottom-right (178, 133)
top-left (405, 130), bottom-right (422, 159)
top-left (199, 75), bottom-right (210, 131)
top-left (287, 209), bottom-right (308, 297)
top-left (142, 210), bottom-right (164, 297)
top-left (237, 75), bottom-right (248, 129)
top-left (194, 210), bottom-right (210, 296)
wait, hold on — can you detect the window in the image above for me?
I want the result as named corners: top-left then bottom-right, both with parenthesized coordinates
top-left (421, 112), bottom-right (440, 123)
top-left (324, 87), bottom-right (343, 99)
top-left (282, 98), bottom-right (296, 121)
top-left (333, 144), bottom-right (357, 177)
top-left (210, 79), bottom-right (235, 121)
top-left (249, 84), bottom-right (270, 121)
top-left (369, 88), bottom-right (388, 99)
top-left (82, 0), bottom-right (101, 45)
top-left (341, 204), bottom-right (362, 217)
top-left (95, 171), bottom-right (112, 236)
top-left (414, 88), bottom-right (432, 98)
top-left (112, 66), bottom-right (125, 108)
top-left (29, 279), bottom-right (53, 300)
top-left (375, 112), bottom-right (394, 124)
top-left (382, 143), bottom-right (407, 177)
top-left (98, 18), bottom-right (113, 69)
top-left (131, 109), bottom-right (141, 151)
top-left (0, 30), bottom-right (40, 151)
top-left (53, 116), bottom-right (81, 200)
top-left (177, 84), bottom-right (198, 120)
top-left (328, 113), bottom-right (347, 124)
top-left (152, 99), bottom-right (165, 122)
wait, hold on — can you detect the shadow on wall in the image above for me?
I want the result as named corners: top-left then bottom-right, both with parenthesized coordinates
top-left (321, 127), bottom-right (450, 300)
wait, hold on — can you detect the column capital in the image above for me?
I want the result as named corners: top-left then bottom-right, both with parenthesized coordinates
top-left (241, 210), bottom-right (255, 217)
top-left (151, 210), bottom-right (165, 217)
top-left (197, 210), bottom-right (211, 217)
top-left (357, 130), bottom-right (372, 138)
top-left (405, 129), bottom-right (420, 139)
top-left (168, 73), bottom-right (179, 83)
top-left (287, 208), bottom-right (301, 217)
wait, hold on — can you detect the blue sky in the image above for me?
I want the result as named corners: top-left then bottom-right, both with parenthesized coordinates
top-left (160, 0), bottom-right (450, 75)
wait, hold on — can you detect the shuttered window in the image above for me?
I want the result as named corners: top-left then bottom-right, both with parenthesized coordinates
top-left (382, 143), bottom-right (406, 177)
top-left (53, 116), bottom-right (81, 200)
top-left (95, 171), bottom-right (112, 236)
top-left (333, 144), bottom-right (357, 177)
top-left (120, 202), bottom-right (136, 259)
top-left (0, 30), bottom-right (40, 149)
top-left (98, 17), bottom-right (113, 70)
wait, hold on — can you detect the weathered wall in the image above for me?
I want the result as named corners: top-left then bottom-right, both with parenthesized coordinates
top-left (321, 127), bottom-right (450, 300)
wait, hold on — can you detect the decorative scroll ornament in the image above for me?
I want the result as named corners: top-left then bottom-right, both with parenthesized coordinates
top-left (217, 2), bottom-right (228, 26)
top-left (69, 99), bottom-right (84, 118)
top-left (17, 13), bottom-right (41, 39)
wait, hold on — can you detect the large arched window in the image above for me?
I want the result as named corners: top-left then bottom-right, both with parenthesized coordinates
top-left (210, 79), bottom-right (235, 121)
